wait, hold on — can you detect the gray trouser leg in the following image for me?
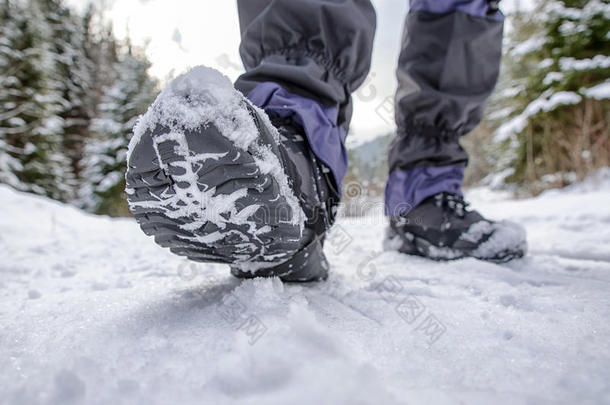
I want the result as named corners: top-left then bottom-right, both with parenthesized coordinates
top-left (390, 4), bottom-right (504, 172)
top-left (234, 0), bottom-right (376, 130)
top-left (385, 2), bottom-right (504, 215)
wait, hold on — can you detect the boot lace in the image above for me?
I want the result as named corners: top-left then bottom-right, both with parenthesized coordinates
top-left (434, 192), bottom-right (469, 219)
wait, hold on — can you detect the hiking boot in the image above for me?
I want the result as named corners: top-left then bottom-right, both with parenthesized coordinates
top-left (384, 192), bottom-right (526, 262)
top-left (125, 67), bottom-right (338, 281)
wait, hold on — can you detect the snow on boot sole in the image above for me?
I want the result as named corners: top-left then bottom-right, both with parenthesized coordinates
top-left (125, 67), bottom-right (307, 270)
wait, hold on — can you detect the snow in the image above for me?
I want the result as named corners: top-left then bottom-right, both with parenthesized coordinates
top-left (583, 80), bottom-right (610, 100)
top-left (542, 71), bottom-right (564, 85)
top-left (497, 85), bottom-right (524, 99)
top-left (545, 0), bottom-right (610, 21)
top-left (538, 58), bottom-right (554, 69)
top-left (527, 91), bottom-right (582, 113)
top-left (509, 36), bottom-right (546, 57)
top-left (1, 170), bottom-right (610, 404)
top-left (129, 66), bottom-right (258, 157)
top-left (486, 106), bottom-right (513, 121)
top-left (469, 220), bottom-right (526, 259)
top-left (559, 55), bottom-right (610, 72)
top-left (0, 140), bottom-right (23, 189)
top-left (494, 91), bottom-right (582, 142)
top-left (480, 168), bottom-right (516, 190)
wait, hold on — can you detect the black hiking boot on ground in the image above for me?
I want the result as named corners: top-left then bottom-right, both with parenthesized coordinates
top-left (229, 116), bottom-right (338, 281)
top-left (384, 192), bottom-right (527, 262)
top-left (125, 67), bottom-right (338, 282)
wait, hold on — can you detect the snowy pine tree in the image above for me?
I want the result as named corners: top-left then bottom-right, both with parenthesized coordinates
top-left (493, 0), bottom-right (610, 187)
top-left (39, 0), bottom-right (95, 189)
top-left (1, 0), bottom-right (158, 213)
top-left (81, 43), bottom-right (157, 215)
top-left (0, 0), bottom-right (73, 200)
top-left (0, 0), bottom-right (24, 189)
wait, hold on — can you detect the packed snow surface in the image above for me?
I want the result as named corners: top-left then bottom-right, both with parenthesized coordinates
top-left (2, 170), bottom-right (610, 404)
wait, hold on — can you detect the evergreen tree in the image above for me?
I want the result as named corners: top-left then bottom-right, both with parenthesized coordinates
top-left (81, 43), bottom-right (157, 215)
top-left (0, 0), bottom-right (24, 189)
top-left (0, 0), bottom-right (72, 200)
top-left (493, 0), bottom-right (610, 187)
top-left (1, 0), bottom-right (159, 214)
top-left (38, 0), bottom-right (95, 189)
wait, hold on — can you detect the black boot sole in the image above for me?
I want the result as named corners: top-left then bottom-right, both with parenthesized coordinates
top-left (126, 99), bottom-right (305, 268)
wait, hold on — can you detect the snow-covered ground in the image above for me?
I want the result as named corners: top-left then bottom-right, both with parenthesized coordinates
top-left (1, 171), bottom-right (609, 405)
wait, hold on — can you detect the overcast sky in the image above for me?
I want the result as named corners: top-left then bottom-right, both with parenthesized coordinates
top-left (67, 0), bottom-right (533, 146)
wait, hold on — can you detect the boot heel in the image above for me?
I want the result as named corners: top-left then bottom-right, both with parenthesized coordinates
top-left (231, 236), bottom-right (329, 282)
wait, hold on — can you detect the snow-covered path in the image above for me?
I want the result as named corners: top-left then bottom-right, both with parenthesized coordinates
top-left (1, 173), bottom-right (609, 405)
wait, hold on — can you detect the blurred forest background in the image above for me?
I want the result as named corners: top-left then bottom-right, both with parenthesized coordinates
top-left (0, 0), bottom-right (608, 217)
top-left (0, 0), bottom-right (157, 216)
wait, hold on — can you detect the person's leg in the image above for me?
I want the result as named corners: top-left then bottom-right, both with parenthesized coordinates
top-left (385, 0), bottom-right (527, 261)
top-left (125, 0), bottom-right (377, 282)
top-left (386, 0), bottom-right (503, 215)
top-left (235, 0), bottom-right (376, 191)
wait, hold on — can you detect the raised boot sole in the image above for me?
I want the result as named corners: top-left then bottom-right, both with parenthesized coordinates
top-left (125, 67), bottom-right (329, 281)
